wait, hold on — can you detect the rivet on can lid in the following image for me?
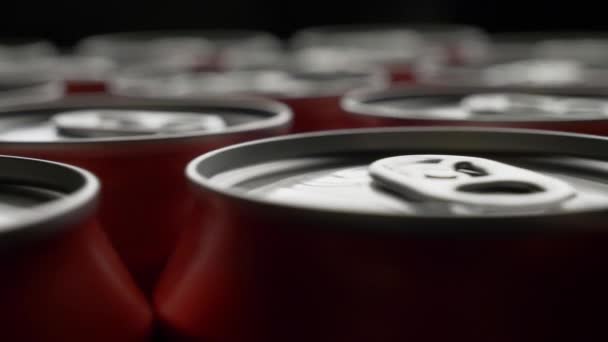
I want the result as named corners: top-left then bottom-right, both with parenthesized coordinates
top-left (52, 109), bottom-right (227, 138)
top-left (369, 155), bottom-right (577, 213)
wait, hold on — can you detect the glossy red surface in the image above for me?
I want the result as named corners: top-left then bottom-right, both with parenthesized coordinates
top-left (0, 217), bottom-right (153, 341)
top-left (280, 95), bottom-right (368, 133)
top-left (157, 193), bottom-right (608, 342)
top-left (0, 128), bottom-right (286, 295)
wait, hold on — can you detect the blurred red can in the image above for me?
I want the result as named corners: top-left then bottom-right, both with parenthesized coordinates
top-left (0, 78), bottom-right (64, 107)
top-left (189, 29), bottom-right (284, 70)
top-left (490, 31), bottom-right (608, 64)
top-left (422, 32), bottom-right (608, 88)
top-left (0, 55), bottom-right (115, 95)
top-left (0, 95), bottom-right (291, 294)
top-left (289, 24), bottom-right (489, 83)
top-left (419, 57), bottom-right (608, 88)
top-left (158, 128), bottom-right (608, 342)
top-left (408, 24), bottom-right (490, 66)
top-left (111, 66), bottom-right (386, 132)
top-left (76, 30), bottom-right (283, 70)
top-left (342, 85), bottom-right (608, 134)
top-left (290, 25), bottom-right (424, 83)
top-left (0, 155), bottom-right (152, 341)
top-left (0, 37), bottom-right (58, 61)
top-left (50, 55), bottom-right (117, 94)
top-left (76, 31), bottom-right (214, 68)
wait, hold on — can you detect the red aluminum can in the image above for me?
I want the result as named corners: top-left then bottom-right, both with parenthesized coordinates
top-left (0, 38), bottom-right (58, 61)
top-left (289, 25), bottom-right (424, 83)
top-left (289, 24), bottom-right (489, 83)
top-left (0, 78), bottom-right (64, 107)
top-left (419, 57), bottom-right (608, 88)
top-left (0, 155), bottom-right (152, 341)
top-left (188, 29), bottom-right (283, 70)
top-left (76, 30), bottom-right (283, 70)
top-left (158, 127), bottom-right (608, 342)
top-left (422, 32), bottom-right (608, 88)
top-left (48, 55), bottom-right (117, 94)
top-left (111, 66), bottom-right (386, 132)
top-left (342, 85), bottom-right (608, 135)
top-left (490, 31), bottom-right (608, 64)
top-left (0, 95), bottom-right (291, 294)
top-left (0, 56), bottom-right (115, 95)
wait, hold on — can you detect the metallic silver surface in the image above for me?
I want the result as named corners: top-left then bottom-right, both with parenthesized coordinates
top-left (0, 155), bottom-right (99, 244)
top-left (343, 85), bottom-right (608, 122)
top-left (110, 66), bottom-right (387, 99)
top-left (53, 109), bottom-right (226, 137)
top-left (0, 95), bottom-right (291, 145)
top-left (188, 127), bottom-right (608, 222)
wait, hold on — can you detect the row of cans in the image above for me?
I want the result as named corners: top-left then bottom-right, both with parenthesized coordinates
top-left (7, 26), bottom-right (608, 96)
top-left (4, 90), bottom-right (608, 341)
top-left (4, 27), bottom-right (608, 341)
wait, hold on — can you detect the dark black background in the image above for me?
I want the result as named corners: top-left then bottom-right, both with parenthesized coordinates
top-left (2, 0), bottom-right (606, 46)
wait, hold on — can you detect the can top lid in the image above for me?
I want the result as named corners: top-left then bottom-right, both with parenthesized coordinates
top-left (187, 128), bottom-right (608, 225)
top-left (0, 56), bottom-right (117, 82)
top-left (421, 57), bottom-right (608, 87)
top-left (0, 155), bottom-right (98, 244)
top-left (0, 78), bottom-right (64, 110)
top-left (53, 109), bottom-right (227, 137)
top-left (76, 30), bottom-right (281, 66)
top-left (0, 38), bottom-right (58, 61)
top-left (343, 85), bottom-right (608, 122)
top-left (534, 38), bottom-right (608, 65)
top-left (77, 34), bottom-right (214, 66)
top-left (290, 25), bottom-right (425, 68)
top-left (0, 95), bottom-right (291, 144)
top-left (111, 65), bottom-right (386, 99)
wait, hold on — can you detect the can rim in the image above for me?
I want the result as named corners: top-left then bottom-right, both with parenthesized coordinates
top-left (420, 60), bottom-right (608, 88)
top-left (0, 155), bottom-right (99, 244)
top-left (0, 94), bottom-right (292, 146)
top-left (342, 84), bottom-right (608, 122)
top-left (187, 127), bottom-right (608, 225)
top-left (109, 65), bottom-right (388, 100)
top-left (77, 29), bottom-right (280, 52)
top-left (0, 79), bottom-right (64, 109)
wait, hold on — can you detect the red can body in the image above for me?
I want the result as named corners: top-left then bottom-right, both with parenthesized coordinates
top-left (160, 202), bottom-right (608, 342)
top-left (386, 63), bottom-right (418, 83)
top-left (0, 156), bottom-right (152, 342)
top-left (65, 80), bottom-right (108, 94)
top-left (156, 128), bottom-right (608, 342)
top-left (276, 95), bottom-right (369, 132)
top-left (0, 96), bottom-right (291, 294)
top-left (342, 85), bottom-right (608, 135)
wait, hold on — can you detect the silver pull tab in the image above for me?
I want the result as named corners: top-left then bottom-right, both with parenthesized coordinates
top-left (52, 109), bottom-right (226, 138)
top-left (369, 155), bottom-right (576, 214)
top-left (461, 93), bottom-right (608, 118)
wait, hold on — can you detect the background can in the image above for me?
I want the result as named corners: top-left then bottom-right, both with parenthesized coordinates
top-left (0, 95), bottom-right (291, 294)
top-left (342, 85), bottom-right (608, 135)
top-left (158, 127), bottom-right (608, 342)
top-left (0, 155), bottom-right (152, 341)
